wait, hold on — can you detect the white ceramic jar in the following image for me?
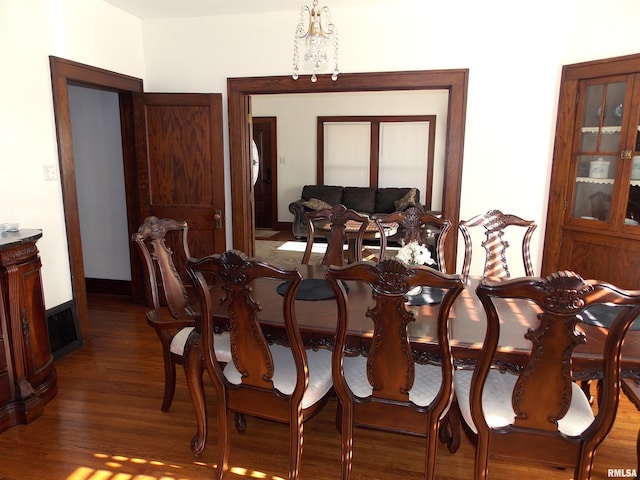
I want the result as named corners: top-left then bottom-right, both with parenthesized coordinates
top-left (589, 158), bottom-right (610, 179)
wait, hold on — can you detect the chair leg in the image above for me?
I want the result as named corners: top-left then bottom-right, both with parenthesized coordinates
top-left (340, 400), bottom-right (354, 480)
top-left (335, 399), bottom-right (342, 433)
top-left (161, 347), bottom-right (177, 412)
top-left (234, 412), bottom-right (247, 433)
top-left (574, 454), bottom-right (596, 480)
top-left (288, 416), bottom-right (303, 480)
top-left (636, 426), bottom-right (640, 477)
top-left (474, 432), bottom-right (490, 480)
top-left (580, 380), bottom-right (593, 404)
top-left (439, 397), bottom-right (462, 454)
top-left (438, 414), bottom-right (452, 447)
top-left (425, 421), bottom-right (440, 480)
top-left (185, 343), bottom-right (207, 457)
top-left (216, 397), bottom-right (230, 480)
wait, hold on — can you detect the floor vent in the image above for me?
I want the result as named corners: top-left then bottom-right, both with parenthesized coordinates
top-left (47, 301), bottom-right (82, 361)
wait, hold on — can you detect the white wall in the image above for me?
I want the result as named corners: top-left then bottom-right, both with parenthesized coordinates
top-left (0, 0), bottom-right (144, 307)
top-left (69, 85), bottom-right (131, 281)
top-left (140, 0), bottom-right (640, 277)
top-left (3, 0), bottom-right (640, 309)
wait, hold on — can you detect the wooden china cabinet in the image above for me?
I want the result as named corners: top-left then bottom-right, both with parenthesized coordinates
top-left (543, 53), bottom-right (640, 289)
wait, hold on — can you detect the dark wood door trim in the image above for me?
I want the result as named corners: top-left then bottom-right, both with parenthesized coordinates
top-left (252, 117), bottom-right (278, 229)
top-left (228, 70), bottom-right (468, 271)
top-left (49, 56), bottom-right (143, 340)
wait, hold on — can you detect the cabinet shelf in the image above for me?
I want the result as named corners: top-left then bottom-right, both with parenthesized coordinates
top-left (576, 177), bottom-right (640, 187)
top-left (576, 176), bottom-right (614, 184)
top-left (581, 126), bottom-right (622, 134)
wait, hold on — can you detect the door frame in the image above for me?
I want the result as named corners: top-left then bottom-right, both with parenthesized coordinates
top-left (252, 116), bottom-right (279, 229)
top-left (49, 56), bottom-right (144, 340)
top-left (228, 70), bottom-right (469, 270)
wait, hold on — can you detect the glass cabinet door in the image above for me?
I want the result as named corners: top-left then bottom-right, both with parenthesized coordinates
top-left (625, 105), bottom-right (640, 226)
top-left (570, 80), bottom-right (626, 222)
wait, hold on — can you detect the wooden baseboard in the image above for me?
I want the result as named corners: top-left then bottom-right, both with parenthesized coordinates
top-left (85, 278), bottom-right (131, 296)
top-left (275, 221), bottom-right (292, 232)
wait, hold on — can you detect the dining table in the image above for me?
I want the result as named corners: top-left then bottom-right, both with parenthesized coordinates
top-left (204, 263), bottom-right (640, 381)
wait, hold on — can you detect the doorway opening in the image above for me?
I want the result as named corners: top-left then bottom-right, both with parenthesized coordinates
top-left (252, 117), bottom-right (278, 231)
top-left (49, 56), bottom-right (144, 339)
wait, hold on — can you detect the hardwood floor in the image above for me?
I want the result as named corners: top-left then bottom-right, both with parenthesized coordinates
top-left (255, 228), bottom-right (296, 242)
top-left (0, 293), bottom-right (637, 479)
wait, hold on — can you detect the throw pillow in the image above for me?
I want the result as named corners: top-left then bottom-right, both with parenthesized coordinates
top-left (394, 188), bottom-right (418, 210)
top-left (302, 197), bottom-right (333, 211)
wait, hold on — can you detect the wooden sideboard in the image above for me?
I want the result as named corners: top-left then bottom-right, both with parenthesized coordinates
top-left (0, 229), bottom-right (57, 432)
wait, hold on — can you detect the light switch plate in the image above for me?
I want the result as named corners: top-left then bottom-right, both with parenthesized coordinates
top-left (43, 164), bottom-right (58, 181)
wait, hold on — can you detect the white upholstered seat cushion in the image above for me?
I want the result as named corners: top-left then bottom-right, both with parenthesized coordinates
top-left (454, 369), bottom-right (595, 437)
top-left (224, 344), bottom-right (333, 409)
top-left (342, 354), bottom-right (443, 407)
top-left (169, 327), bottom-right (232, 363)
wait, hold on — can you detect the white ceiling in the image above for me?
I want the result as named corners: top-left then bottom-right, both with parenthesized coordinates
top-left (102, 0), bottom-right (377, 19)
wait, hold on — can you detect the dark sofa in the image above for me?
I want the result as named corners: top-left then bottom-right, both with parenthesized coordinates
top-left (288, 184), bottom-right (420, 239)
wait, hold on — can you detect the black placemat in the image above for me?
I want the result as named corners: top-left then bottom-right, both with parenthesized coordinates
top-left (582, 304), bottom-right (640, 331)
top-left (277, 278), bottom-right (347, 301)
top-left (405, 286), bottom-right (444, 306)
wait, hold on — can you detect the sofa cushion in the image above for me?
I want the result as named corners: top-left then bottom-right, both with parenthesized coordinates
top-left (342, 187), bottom-right (376, 213)
top-left (375, 187), bottom-right (420, 213)
top-left (302, 197), bottom-right (332, 211)
top-left (394, 188), bottom-right (419, 210)
top-left (301, 185), bottom-right (344, 205)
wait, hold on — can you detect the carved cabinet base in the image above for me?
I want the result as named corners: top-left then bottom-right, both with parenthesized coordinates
top-left (0, 229), bottom-right (57, 433)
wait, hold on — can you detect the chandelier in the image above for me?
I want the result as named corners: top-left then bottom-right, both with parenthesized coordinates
top-left (292, 0), bottom-right (339, 82)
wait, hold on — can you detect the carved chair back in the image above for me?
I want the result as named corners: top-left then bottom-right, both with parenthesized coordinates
top-left (132, 216), bottom-right (192, 319)
top-left (186, 250), bottom-right (333, 480)
top-left (458, 270), bottom-right (640, 480)
top-left (458, 209), bottom-right (536, 281)
top-left (303, 204), bottom-right (372, 266)
top-left (376, 207), bottom-right (452, 272)
top-left (326, 258), bottom-right (464, 480)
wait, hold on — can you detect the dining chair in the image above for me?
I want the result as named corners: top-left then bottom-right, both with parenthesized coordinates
top-left (458, 209), bottom-right (536, 282)
top-left (375, 207), bottom-right (452, 272)
top-left (186, 250), bottom-right (334, 480)
top-left (453, 270), bottom-right (640, 480)
top-left (302, 203), bottom-right (372, 266)
top-left (621, 377), bottom-right (640, 475)
top-left (326, 258), bottom-right (464, 480)
top-left (132, 216), bottom-right (232, 456)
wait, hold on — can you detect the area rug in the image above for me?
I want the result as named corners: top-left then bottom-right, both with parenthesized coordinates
top-left (255, 228), bottom-right (280, 238)
top-left (255, 240), bottom-right (325, 265)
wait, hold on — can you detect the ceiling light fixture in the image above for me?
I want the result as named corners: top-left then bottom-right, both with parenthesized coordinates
top-left (292, 0), bottom-right (339, 82)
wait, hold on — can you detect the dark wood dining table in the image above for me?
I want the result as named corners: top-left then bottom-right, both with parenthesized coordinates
top-left (205, 263), bottom-right (640, 382)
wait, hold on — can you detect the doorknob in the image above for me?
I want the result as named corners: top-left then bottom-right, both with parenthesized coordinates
top-left (214, 210), bottom-right (222, 229)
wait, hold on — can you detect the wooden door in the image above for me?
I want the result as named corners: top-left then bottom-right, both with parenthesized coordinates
top-left (252, 117), bottom-right (277, 229)
top-left (133, 93), bottom-right (226, 276)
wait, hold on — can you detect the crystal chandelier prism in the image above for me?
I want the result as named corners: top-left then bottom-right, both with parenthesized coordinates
top-left (292, 0), bottom-right (339, 82)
